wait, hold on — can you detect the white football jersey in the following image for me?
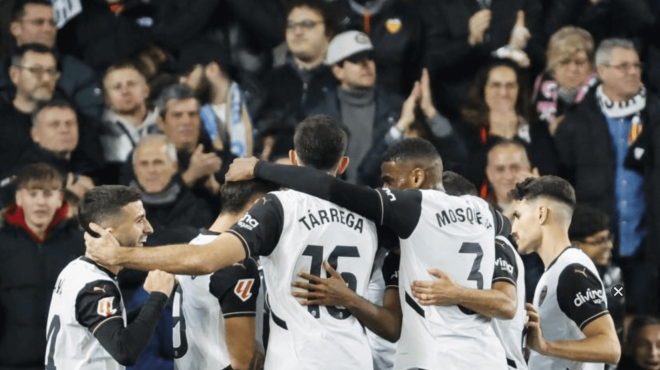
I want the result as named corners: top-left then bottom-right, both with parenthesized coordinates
top-left (173, 231), bottom-right (260, 370)
top-left (376, 189), bottom-right (508, 370)
top-left (229, 190), bottom-right (379, 370)
top-left (46, 257), bottom-right (127, 370)
top-left (491, 236), bottom-right (527, 370)
top-left (530, 247), bottom-right (608, 370)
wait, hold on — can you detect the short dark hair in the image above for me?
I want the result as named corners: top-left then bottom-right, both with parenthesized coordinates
top-left (220, 179), bottom-right (280, 214)
top-left (381, 137), bottom-right (441, 164)
top-left (11, 0), bottom-right (52, 22)
top-left (11, 43), bottom-right (56, 67)
top-left (103, 61), bottom-right (146, 84)
top-left (78, 185), bottom-right (141, 237)
top-left (31, 99), bottom-right (76, 127)
top-left (286, 0), bottom-right (340, 38)
top-left (509, 176), bottom-right (576, 209)
top-left (443, 171), bottom-right (478, 196)
top-left (568, 205), bottom-right (610, 241)
top-left (625, 315), bottom-right (660, 356)
top-left (155, 84), bottom-right (198, 118)
top-left (14, 162), bottom-right (63, 190)
top-left (294, 115), bottom-right (347, 171)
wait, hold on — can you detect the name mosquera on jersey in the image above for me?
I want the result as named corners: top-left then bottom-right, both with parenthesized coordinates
top-left (436, 205), bottom-right (492, 229)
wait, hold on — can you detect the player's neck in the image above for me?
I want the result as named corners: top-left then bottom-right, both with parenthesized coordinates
top-left (209, 213), bottom-right (242, 233)
top-left (85, 252), bottom-right (122, 275)
top-left (537, 227), bottom-right (572, 267)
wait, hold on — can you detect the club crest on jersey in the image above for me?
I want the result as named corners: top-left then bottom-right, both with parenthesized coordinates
top-left (538, 285), bottom-right (548, 306)
top-left (97, 297), bottom-right (117, 317)
top-left (238, 213), bottom-right (259, 230)
top-left (234, 279), bottom-right (255, 302)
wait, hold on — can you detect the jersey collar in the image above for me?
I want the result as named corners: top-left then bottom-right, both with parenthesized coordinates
top-left (545, 246), bottom-right (579, 271)
top-left (80, 256), bottom-right (118, 279)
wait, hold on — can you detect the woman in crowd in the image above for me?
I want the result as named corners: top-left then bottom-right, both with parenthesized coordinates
top-left (619, 315), bottom-right (660, 370)
top-left (533, 26), bottom-right (597, 135)
top-left (457, 58), bottom-right (557, 195)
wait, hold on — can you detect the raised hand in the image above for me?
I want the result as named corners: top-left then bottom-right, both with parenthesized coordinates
top-left (225, 157), bottom-right (260, 182)
top-left (182, 144), bottom-right (222, 186)
top-left (396, 81), bottom-right (421, 133)
top-left (411, 268), bottom-right (462, 306)
top-left (509, 11), bottom-right (531, 50)
top-left (85, 223), bottom-right (124, 266)
top-left (291, 261), bottom-right (355, 307)
top-left (468, 9), bottom-right (492, 46)
top-left (420, 68), bottom-right (438, 120)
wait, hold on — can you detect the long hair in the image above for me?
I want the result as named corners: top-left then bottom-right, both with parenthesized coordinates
top-left (461, 59), bottom-right (532, 128)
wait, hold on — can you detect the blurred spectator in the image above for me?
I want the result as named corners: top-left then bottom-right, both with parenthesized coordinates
top-left (0, 0), bottom-right (104, 120)
top-left (310, 30), bottom-right (403, 183)
top-left (484, 139), bottom-right (538, 219)
top-left (422, 0), bottom-right (543, 121)
top-left (130, 134), bottom-right (213, 240)
top-left (257, 0), bottom-right (338, 137)
top-left (11, 100), bottom-right (101, 201)
top-left (543, 0), bottom-right (655, 44)
top-left (100, 62), bottom-right (160, 169)
top-left (0, 163), bottom-right (84, 370)
top-left (533, 26), bottom-right (598, 135)
top-left (619, 315), bottom-right (660, 370)
top-left (177, 38), bottom-right (256, 158)
top-left (0, 44), bottom-right (60, 174)
top-left (333, 0), bottom-right (424, 96)
top-left (458, 59), bottom-right (557, 192)
top-left (555, 38), bottom-right (660, 314)
top-left (569, 205), bottom-right (625, 346)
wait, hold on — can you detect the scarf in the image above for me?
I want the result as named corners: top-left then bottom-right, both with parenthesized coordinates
top-left (201, 82), bottom-right (253, 158)
top-left (596, 84), bottom-right (646, 118)
top-left (532, 72), bottom-right (597, 125)
top-left (130, 180), bottom-right (181, 206)
top-left (4, 203), bottom-right (69, 243)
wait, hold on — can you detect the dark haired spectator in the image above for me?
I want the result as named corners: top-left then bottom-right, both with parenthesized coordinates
top-left (569, 205), bottom-right (625, 346)
top-left (619, 316), bottom-right (660, 370)
top-left (422, 0), bottom-right (544, 121)
top-left (457, 59), bottom-right (557, 193)
top-left (555, 38), bottom-right (660, 314)
top-left (533, 26), bottom-right (598, 135)
top-left (177, 37), bottom-right (258, 158)
top-left (257, 0), bottom-right (338, 137)
top-left (0, 163), bottom-right (84, 370)
top-left (100, 62), bottom-right (160, 180)
top-left (332, 0), bottom-right (424, 96)
top-left (0, 0), bottom-right (104, 120)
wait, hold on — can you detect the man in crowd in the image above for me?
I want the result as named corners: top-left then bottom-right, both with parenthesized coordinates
top-left (0, 163), bottom-right (83, 370)
top-left (178, 38), bottom-right (256, 158)
top-left (555, 38), bottom-right (660, 314)
top-left (2, 0), bottom-right (104, 119)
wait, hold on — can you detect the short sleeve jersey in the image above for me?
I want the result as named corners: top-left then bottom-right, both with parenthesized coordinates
top-left (374, 188), bottom-right (509, 370)
top-left (45, 257), bottom-right (127, 370)
top-left (229, 190), bottom-right (380, 370)
top-left (530, 247), bottom-right (609, 370)
top-left (173, 231), bottom-right (260, 370)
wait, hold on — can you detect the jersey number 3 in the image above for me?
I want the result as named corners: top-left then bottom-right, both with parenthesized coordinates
top-left (458, 242), bottom-right (484, 315)
top-left (301, 245), bottom-right (360, 320)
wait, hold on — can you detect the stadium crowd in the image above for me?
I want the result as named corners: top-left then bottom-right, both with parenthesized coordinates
top-left (0, 0), bottom-right (659, 369)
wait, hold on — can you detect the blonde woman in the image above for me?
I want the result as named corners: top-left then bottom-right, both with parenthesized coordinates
top-left (533, 26), bottom-right (597, 135)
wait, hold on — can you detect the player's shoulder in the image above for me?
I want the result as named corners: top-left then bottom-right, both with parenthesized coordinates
top-left (189, 230), bottom-right (221, 246)
top-left (212, 257), bottom-right (260, 282)
top-left (551, 247), bottom-right (598, 274)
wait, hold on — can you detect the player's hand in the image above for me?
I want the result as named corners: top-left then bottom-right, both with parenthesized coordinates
top-left (525, 303), bottom-right (549, 354)
top-left (468, 9), bottom-right (492, 46)
top-left (85, 223), bottom-right (124, 266)
top-left (226, 157), bottom-right (260, 182)
top-left (411, 268), bottom-right (463, 306)
top-left (292, 261), bottom-right (355, 307)
top-left (144, 270), bottom-right (176, 298)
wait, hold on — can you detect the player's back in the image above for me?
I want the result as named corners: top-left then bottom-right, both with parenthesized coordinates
top-left (259, 190), bottom-right (378, 370)
top-left (46, 257), bottom-right (126, 370)
top-left (173, 231), bottom-right (260, 370)
top-left (394, 190), bottom-right (507, 370)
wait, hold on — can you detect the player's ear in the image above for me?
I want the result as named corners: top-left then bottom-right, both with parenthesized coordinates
top-left (289, 150), bottom-right (299, 166)
top-left (411, 168), bottom-right (425, 189)
top-left (336, 156), bottom-right (350, 175)
top-left (538, 204), bottom-right (548, 224)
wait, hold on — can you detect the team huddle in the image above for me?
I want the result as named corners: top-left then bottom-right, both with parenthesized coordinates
top-left (45, 115), bottom-right (620, 369)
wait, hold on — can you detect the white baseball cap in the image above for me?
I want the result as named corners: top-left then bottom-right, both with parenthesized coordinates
top-left (325, 30), bottom-right (373, 66)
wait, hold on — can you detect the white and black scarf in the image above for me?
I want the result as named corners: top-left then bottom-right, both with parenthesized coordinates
top-left (596, 84), bottom-right (646, 118)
